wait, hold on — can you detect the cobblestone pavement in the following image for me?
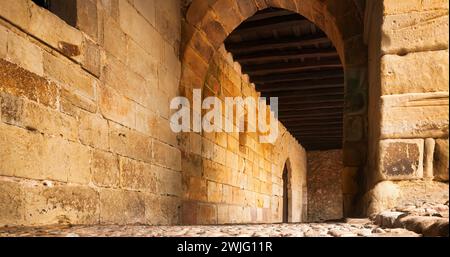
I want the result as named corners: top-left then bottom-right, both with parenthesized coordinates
top-left (0, 219), bottom-right (420, 237)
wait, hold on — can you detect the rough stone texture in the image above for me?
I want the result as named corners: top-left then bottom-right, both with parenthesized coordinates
top-left (434, 139), bottom-right (449, 181)
top-left (378, 139), bottom-right (424, 180)
top-left (0, 0), bottom-right (182, 227)
top-left (0, 0), bottom-right (448, 229)
top-left (381, 50), bottom-right (449, 95)
top-left (380, 93), bottom-right (449, 139)
top-left (0, 221), bottom-right (421, 237)
top-left (307, 150), bottom-right (343, 222)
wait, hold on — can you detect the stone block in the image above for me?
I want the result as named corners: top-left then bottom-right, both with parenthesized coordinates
top-left (379, 139), bottom-right (424, 180)
top-left (155, 166), bottom-right (182, 197)
top-left (92, 150), bottom-right (119, 188)
top-left (60, 88), bottom-right (97, 116)
top-left (383, 0), bottom-right (449, 15)
top-left (99, 189), bottom-right (145, 224)
top-left (434, 139), bottom-right (449, 181)
top-left (380, 92), bottom-right (449, 139)
top-left (0, 123), bottom-right (91, 183)
top-left (25, 184), bottom-right (99, 225)
top-left (207, 181), bottom-right (223, 203)
top-left (0, 179), bottom-right (24, 226)
top-left (126, 38), bottom-right (158, 80)
top-left (109, 122), bottom-right (152, 163)
top-left (154, 0), bottom-right (181, 46)
top-left (43, 51), bottom-right (95, 99)
top-left (79, 111), bottom-right (109, 150)
top-left (197, 203), bottom-right (217, 224)
top-left (6, 31), bottom-right (43, 76)
top-left (183, 176), bottom-right (207, 202)
top-left (119, 157), bottom-right (156, 192)
top-left (0, 59), bottom-right (57, 108)
top-left (381, 50), bottom-right (449, 95)
top-left (103, 17), bottom-right (127, 62)
top-left (424, 138), bottom-right (436, 179)
top-left (29, 3), bottom-right (83, 61)
top-left (381, 10), bottom-right (449, 55)
top-left (181, 201), bottom-right (198, 225)
top-left (133, 0), bottom-right (156, 26)
top-left (1, 93), bottom-right (78, 141)
top-left (99, 85), bottom-right (135, 128)
top-left (81, 38), bottom-right (100, 77)
top-left (0, 0), bottom-right (30, 30)
top-left (118, 0), bottom-right (162, 58)
top-left (145, 194), bottom-right (180, 225)
top-left (0, 25), bottom-right (7, 59)
top-left (77, 0), bottom-right (98, 40)
top-left (152, 139), bottom-right (181, 171)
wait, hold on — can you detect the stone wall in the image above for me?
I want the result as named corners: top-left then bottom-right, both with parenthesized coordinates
top-left (0, 0), bottom-right (182, 226)
top-left (364, 0), bottom-right (449, 214)
top-left (179, 46), bottom-right (308, 224)
top-left (307, 150), bottom-right (343, 222)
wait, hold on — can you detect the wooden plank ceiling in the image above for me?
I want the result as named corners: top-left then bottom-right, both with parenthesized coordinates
top-left (224, 8), bottom-right (344, 151)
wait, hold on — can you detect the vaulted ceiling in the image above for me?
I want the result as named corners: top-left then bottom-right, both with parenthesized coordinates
top-left (224, 8), bottom-right (344, 151)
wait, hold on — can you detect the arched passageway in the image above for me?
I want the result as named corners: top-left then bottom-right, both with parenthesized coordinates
top-left (180, 0), bottom-right (367, 224)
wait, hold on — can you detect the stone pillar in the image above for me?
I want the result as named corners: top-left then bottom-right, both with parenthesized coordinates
top-left (364, 0), bottom-right (449, 215)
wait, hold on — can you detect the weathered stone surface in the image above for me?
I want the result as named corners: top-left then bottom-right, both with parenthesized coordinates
top-left (381, 10), bottom-right (449, 54)
top-left (6, 31), bottom-right (43, 76)
top-left (380, 92), bottom-right (449, 139)
top-left (99, 85), bottom-right (136, 129)
top-left (81, 38), bottom-right (100, 77)
top-left (424, 138), bottom-right (436, 179)
top-left (0, 179), bottom-right (24, 226)
top-left (0, 59), bottom-right (57, 108)
top-left (152, 140), bottom-right (181, 171)
top-left (155, 166), bottom-right (182, 197)
top-left (79, 111), bottom-right (109, 150)
top-left (92, 150), bottom-right (119, 188)
top-left (119, 157), bottom-right (156, 192)
top-left (103, 17), bottom-right (127, 62)
top-left (1, 93), bottom-right (78, 141)
top-left (99, 189), bottom-right (145, 225)
top-left (0, 0), bottom-right (30, 30)
top-left (43, 51), bottom-right (95, 99)
top-left (109, 123), bottom-right (152, 163)
top-left (28, 3), bottom-right (83, 61)
top-left (25, 184), bottom-right (99, 225)
top-left (145, 194), bottom-right (180, 225)
top-left (395, 180), bottom-right (449, 208)
top-left (0, 26), bottom-right (7, 59)
top-left (365, 181), bottom-right (401, 215)
top-left (77, 0), bottom-right (98, 40)
top-left (379, 139), bottom-right (424, 180)
top-left (60, 88), bottom-right (97, 116)
top-left (381, 50), bottom-right (449, 95)
top-left (133, 0), bottom-right (156, 26)
top-left (434, 139), bottom-right (449, 181)
top-left (307, 150), bottom-right (343, 222)
top-left (0, 123), bottom-right (91, 183)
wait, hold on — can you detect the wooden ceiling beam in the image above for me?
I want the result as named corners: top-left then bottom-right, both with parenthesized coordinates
top-left (225, 33), bottom-right (330, 53)
top-left (251, 69), bottom-right (344, 84)
top-left (243, 58), bottom-right (342, 76)
top-left (234, 48), bottom-right (339, 64)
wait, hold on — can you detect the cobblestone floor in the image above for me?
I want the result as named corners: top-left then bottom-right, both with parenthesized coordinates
top-left (0, 219), bottom-right (420, 237)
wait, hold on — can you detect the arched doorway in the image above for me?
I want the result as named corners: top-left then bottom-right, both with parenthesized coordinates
top-left (181, 0), bottom-right (367, 219)
top-left (282, 162), bottom-right (290, 223)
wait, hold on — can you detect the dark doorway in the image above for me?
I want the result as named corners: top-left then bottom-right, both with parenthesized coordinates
top-left (282, 165), bottom-right (289, 223)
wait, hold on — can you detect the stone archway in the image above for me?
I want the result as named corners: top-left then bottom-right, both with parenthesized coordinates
top-left (282, 158), bottom-right (292, 223)
top-left (181, 0), bottom-right (367, 218)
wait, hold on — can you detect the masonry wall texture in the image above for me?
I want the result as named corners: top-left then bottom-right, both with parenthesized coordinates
top-left (178, 46), bottom-right (307, 224)
top-left (307, 150), bottom-right (343, 222)
top-left (0, 0), bottom-right (182, 226)
top-left (365, 0), bottom-right (449, 214)
top-left (0, 0), bottom-right (449, 227)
